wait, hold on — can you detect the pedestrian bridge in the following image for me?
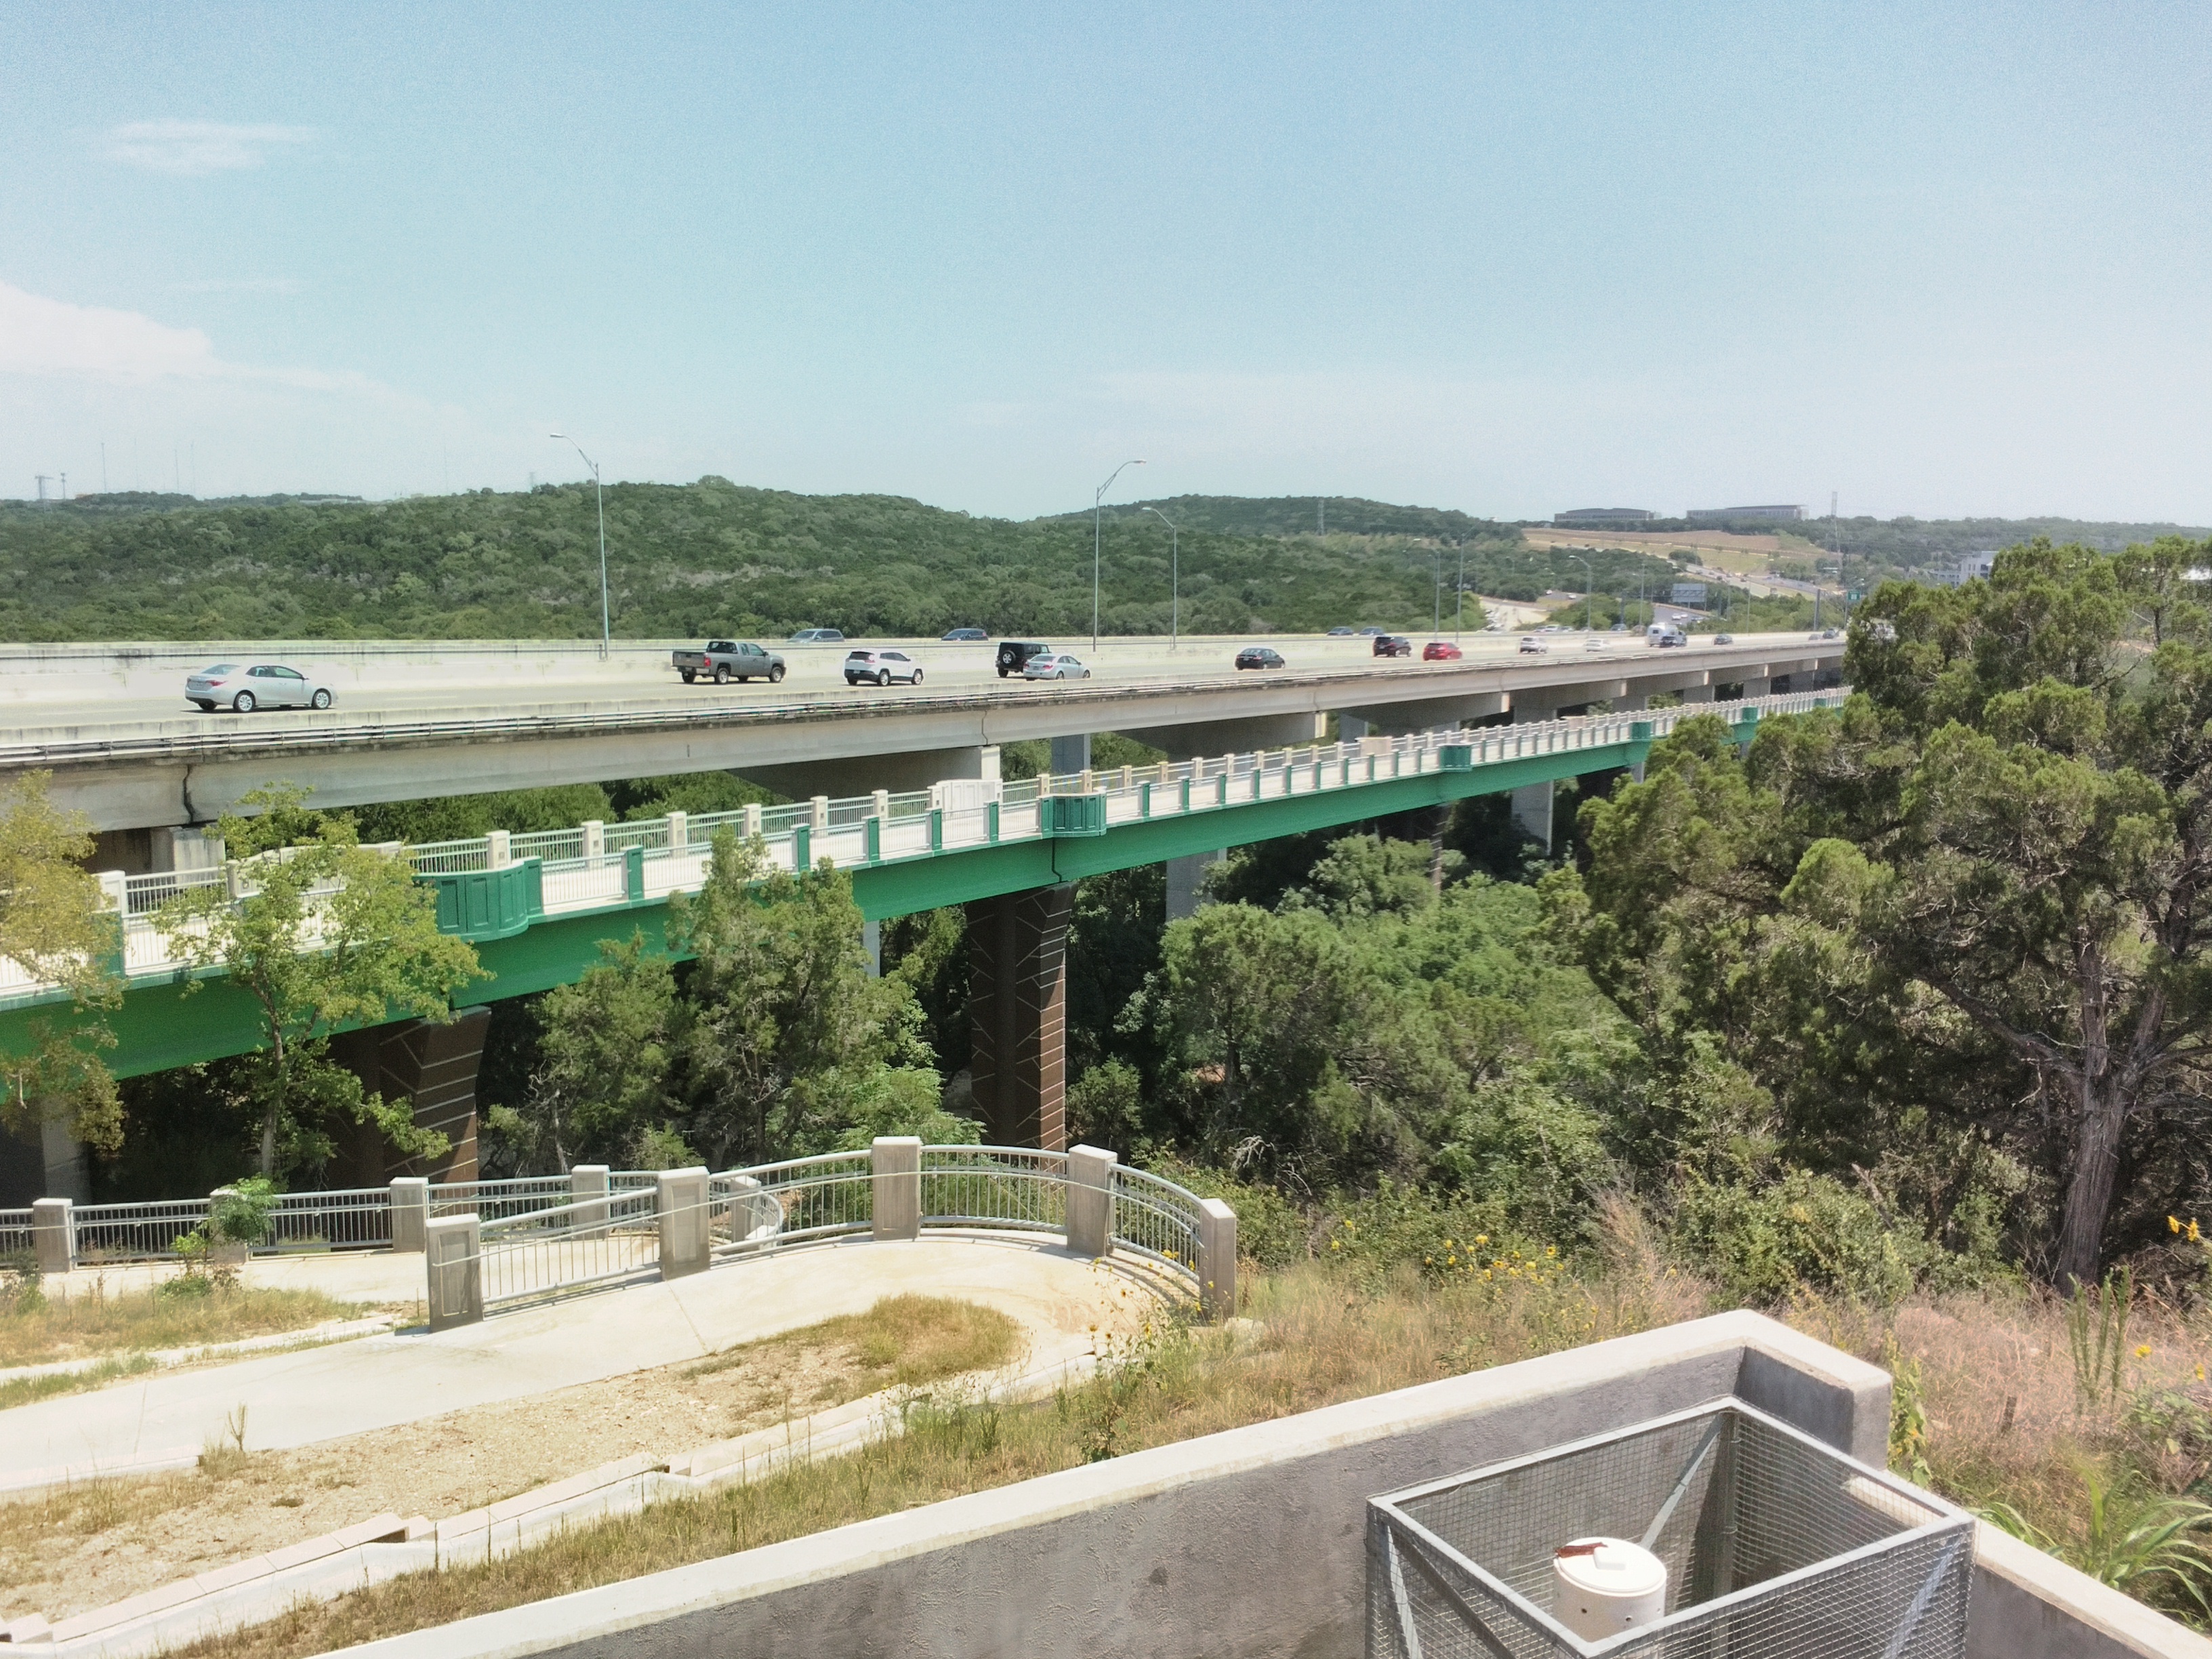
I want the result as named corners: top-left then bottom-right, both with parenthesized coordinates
top-left (0, 691), bottom-right (1841, 1167)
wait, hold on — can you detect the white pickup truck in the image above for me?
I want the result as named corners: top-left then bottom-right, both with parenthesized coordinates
top-left (672, 640), bottom-right (787, 684)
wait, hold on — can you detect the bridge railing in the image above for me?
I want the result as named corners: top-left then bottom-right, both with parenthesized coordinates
top-left (1, 689), bottom-right (1845, 1000)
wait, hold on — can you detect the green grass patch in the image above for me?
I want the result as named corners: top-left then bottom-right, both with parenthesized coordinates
top-left (0, 1283), bottom-right (367, 1369)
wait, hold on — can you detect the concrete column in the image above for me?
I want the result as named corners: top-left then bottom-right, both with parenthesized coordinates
top-left (1740, 676), bottom-right (1771, 699)
top-left (327, 1007), bottom-right (493, 1186)
top-left (40, 1118), bottom-right (87, 1202)
top-left (965, 885), bottom-right (1074, 1150)
top-left (1336, 713), bottom-right (1370, 741)
top-left (569, 1164), bottom-right (610, 1233)
top-left (1681, 684), bottom-right (1715, 703)
top-left (581, 819), bottom-right (605, 859)
top-left (424, 1214), bottom-right (482, 1331)
top-left (1050, 733), bottom-right (1091, 776)
top-left (1614, 693), bottom-right (1647, 712)
top-left (1509, 701), bottom-right (1557, 850)
top-left (862, 917), bottom-right (882, 977)
top-left (1166, 853), bottom-right (1223, 922)
top-left (742, 802), bottom-right (764, 838)
top-left (486, 830), bottom-right (511, 869)
top-left (1199, 1197), bottom-right (1238, 1322)
top-left (665, 811), bottom-right (688, 852)
top-left (809, 796), bottom-right (831, 835)
top-left (1066, 1144), bottom-right (1118, 1258)
top-left (389, 1176), bottom-right (430, 1252)
top-left (30, 1196), bottom-right (74, 1275)
top-left (657, 1167), bottom-right (712, 1279)
top-left (872, 1136), bottom-right (922, 1241)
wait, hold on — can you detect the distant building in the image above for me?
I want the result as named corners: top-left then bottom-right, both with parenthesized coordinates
top-left (1685, 504), bottom-right (1805, 523)
top-left (1932, 552), bottom-right (1999, 586)
top-left (1552, 508), bottom-right (1658, 527)
top-left (1671, 581), bottom-right (1708, 608)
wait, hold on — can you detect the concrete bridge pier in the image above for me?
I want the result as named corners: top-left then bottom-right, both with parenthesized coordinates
top-left (1049, 734), bottom-right (1090, 775)
top-left (964, 885), bottom-right (1073, 1150)
top-left (328, 1006), bottom-right (493, 1185)
top-left (1509, 700), bottom-right (1559, 850)
top-left (1166, 853), bottom-right (1221, 921)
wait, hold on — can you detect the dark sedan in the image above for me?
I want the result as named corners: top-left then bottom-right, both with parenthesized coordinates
top-left (1235, 646), bottom-right (1286, 670)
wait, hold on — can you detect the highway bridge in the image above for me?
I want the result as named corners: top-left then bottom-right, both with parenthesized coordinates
top-left (1, 687), bottom-right (1847, 1203)
top-left (0, 631), bottom-right (1844, 851)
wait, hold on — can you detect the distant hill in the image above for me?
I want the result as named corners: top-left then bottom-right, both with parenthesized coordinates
top-left (0, 481), bottom-right (1538, 642)
top-left (1794, 516), bottom-right (2210, 571)
top-left (1061, 494), bottom-right (1509, 541)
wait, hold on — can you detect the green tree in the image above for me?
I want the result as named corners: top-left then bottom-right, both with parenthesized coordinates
top-left (155, 786), bottom-right (483, 1178)
top-left (670, 832), bottom-right (939, 1166)
top-left (0, 771), bottom-right (122, 1153)
top-left (506, 932), bottom-right (679, 1170)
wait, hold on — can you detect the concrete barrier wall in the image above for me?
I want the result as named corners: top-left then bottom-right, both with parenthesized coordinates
top-left (329, 1313), bottom-right (1897, 1659)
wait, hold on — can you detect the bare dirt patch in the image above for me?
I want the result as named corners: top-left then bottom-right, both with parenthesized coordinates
top-left (0, 1295), bottom-right (1021, 1622)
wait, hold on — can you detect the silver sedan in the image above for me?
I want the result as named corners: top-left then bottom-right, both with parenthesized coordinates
top-left (186, 663), bottom-right (335, 712)
top-left (1022, 652), bottom-right (1091, 680)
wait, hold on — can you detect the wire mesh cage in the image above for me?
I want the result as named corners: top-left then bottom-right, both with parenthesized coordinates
top-left (1367, 1397), bottom-right (1971, 1659)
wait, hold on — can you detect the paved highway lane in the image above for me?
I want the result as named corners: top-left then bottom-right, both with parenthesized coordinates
top-left (0, 630), bottom-right (1826, 736)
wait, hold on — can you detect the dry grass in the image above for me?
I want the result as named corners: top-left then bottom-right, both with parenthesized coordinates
top-left (0, 1352), bottom-right (161, 1410)
top-left (167, 1254), bottom-right (1708, 1659)
top-left (0, 1281), bottom-right (366, 1369)
top-left (0, 1295), bottom-right (1024, 1624)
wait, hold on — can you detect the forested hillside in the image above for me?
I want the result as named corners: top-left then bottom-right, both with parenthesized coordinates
top-left (0, 483), bottom-right (1528, 642)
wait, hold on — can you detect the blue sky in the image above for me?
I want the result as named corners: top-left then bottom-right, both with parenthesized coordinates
top-left (3, 3), bottom-right (2209, 521)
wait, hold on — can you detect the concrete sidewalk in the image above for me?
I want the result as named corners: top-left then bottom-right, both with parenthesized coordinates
top-left (0, 1233), bottom-right (1157, 1489)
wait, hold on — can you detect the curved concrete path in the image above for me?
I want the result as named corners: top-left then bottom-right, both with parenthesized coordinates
top-left (0, 1233), bottom-right (1166, 1490)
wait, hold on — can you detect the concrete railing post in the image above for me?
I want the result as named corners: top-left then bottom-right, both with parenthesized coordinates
top-left (665, 811), bottom-right (688, 852)
top-left (1065, 1144), bottom-right (1118, 1258)
top-left (1198, 1198), bottom-right (1238, 1321)
top-left (30, 1197), bottom-right (74, 1275)
top-left (657, 1167), bottom-right (712, 1279)
top-left (581, 819), bottom-right (605, 860)
top-left (569, 1164), bottom-right (610, 1234)
top-left (389, 1176), bottom-right (429, 1252)
top-left (424, 1214), bottom-right (482, 1330)
top-left (872, 1136), bottom-right (922, 1242)
top-left (486, 830), bottom-right (511, 869)
top-left (811, 795), bottom-right (831, 836)
top-left (872, 789), bottom-right (890, 821)
top-left (741, 802), bottom-right (763, 840)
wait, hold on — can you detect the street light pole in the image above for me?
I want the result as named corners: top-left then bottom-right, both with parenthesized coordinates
top-left (1456, 539), bottom-right (1466, 642)
top-left (1433, 548), bottom-right (1442, 636)
top-left (1570, 554), bottom-right (1593, 630)
top-left (1143, 506), bottom-right (1181, 649)
top-left (1093, 459), bottom-right (1146, 653)
top-left (550, 432), bottom-right (610, 657)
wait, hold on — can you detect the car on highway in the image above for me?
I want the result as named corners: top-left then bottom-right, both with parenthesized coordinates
top-left (1814, 628), bottom-right (1840, 640)
top-left (1326, 626), bottom-right (1355, 637)
top-left (789, 628), bottom-right (846, 644)
top-left (1422, 640), bottom-right (1463, 661)
top-left (1356, 626), bottom-right (1387, 636)
top-left (1372, 634), bottom-right (1412, 658)
top-left (996, 640), bottom-right (1052, 677)
top-left (1714, 632), bottom-right (1736, 644)
top-left (941, 626), bottom-right (988, 641)
top-left (1519, 636), bottom-right (1549, 655)
top-left (1023, 651), bottom-right (1091, 681)
top-left (1584, 635), bottom-right (1609, 651)
top-left (1235, 646), bottom-right (1286, 670)
top-left (672, 640), bottom-right (785, 684)
top-left (844, 649), bottom-right (924, 687)
top-left (186, 663), bottom-right (333, 712)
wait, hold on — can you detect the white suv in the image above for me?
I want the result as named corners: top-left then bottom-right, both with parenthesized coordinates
top-left (844, 649), bottom-right (923, 687)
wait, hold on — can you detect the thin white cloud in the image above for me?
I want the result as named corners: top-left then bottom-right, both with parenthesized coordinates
top-left (108, 121), bottom-right (314, 176)
top-left (0, 281), bottom-right (366, 393)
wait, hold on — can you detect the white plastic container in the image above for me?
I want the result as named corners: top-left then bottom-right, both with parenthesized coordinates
top-left (1551, 1536), bottom-right (1668, 1640)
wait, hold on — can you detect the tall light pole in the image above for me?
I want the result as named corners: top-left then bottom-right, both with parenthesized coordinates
top-left (1092, 459), bottom-right (1145, 653)
top-left (1569, 554), bottom-right (1593, 630)
top-left (1433, 547), bottom-right (1443, 636)
top-left (1455, 539), bottom-right (1467, 642)
top-left (550, 432), bottom-right (611, 657)
top-left (1143, 505), bottom-right (1181, 649)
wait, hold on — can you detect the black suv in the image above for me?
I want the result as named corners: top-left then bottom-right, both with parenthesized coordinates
top-left (1372, 634), bottom-right (1413, 658)
top-left (996, 640), bottom-right (1052, 678)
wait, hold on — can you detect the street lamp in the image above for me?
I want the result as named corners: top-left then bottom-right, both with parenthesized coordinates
top-left (1093, 459), bottom-right (1146, 653)
top-left (549, 432), bottom-right (610, 657)
top-left (1433, 547), bottom-right (1443, 636)
top-left (1456, 539), bottom-right (1467, 642)
top-left (1568, 554), bottom-right (1593, 631)
top-left (1143, 505), bottom-right (1181, 649)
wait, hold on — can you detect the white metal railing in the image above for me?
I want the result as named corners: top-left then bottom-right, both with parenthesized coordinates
top-left (0, 690), bottom-right (1845, 1000)
top-left (475, 1185), bottom-right (661, 1305)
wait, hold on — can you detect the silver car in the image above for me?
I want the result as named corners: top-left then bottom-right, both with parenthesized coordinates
top-left (186, 663), bottom-right (334, 712)
top-left (1023, 652), bottom-right (1090, 680)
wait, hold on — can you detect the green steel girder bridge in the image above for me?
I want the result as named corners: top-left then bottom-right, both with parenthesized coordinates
top-left (0, 694), bottom-right (1838, 1178)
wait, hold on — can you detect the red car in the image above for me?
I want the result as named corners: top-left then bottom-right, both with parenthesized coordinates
top-left (1422, 640), bottom-right (1463, 661)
